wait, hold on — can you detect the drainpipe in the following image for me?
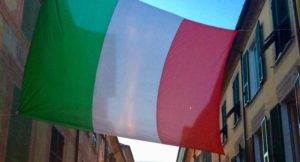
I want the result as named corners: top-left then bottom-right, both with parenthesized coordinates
top-left (75, 130), bottom-right (80, 162)
top-left (242, 102), bottom-right (248, 161)
top-left (240, 52), bottom-right (248, 162)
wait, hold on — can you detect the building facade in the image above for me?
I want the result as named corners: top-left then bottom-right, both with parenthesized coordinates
top-left (177, 0), bottom-right (300, 161)
top-left (0, 0), bottom-right (134, 162)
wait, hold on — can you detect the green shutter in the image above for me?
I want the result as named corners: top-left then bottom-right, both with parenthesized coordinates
top-left (242, 52), bottom-right (250, 105)
top-left (255, 22), bottom-right (265, 84)
top-left (233, 74), bottom-right (240, 104)
top-left (222, 102), bottom-right (227, 127)
top-left (221, 102), bottom-right (227, 143)
top-left (270, 105), bottom-right (286, 162)
top-left (232, 74), bottom-right (241, 123)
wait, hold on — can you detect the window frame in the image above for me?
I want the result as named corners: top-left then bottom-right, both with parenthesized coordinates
top-left (253, 119), bottom-right (270, 162)
top-left (242, 22), bottom-right (265, 107)
top-left (261, 118), bottom-right (270, 162)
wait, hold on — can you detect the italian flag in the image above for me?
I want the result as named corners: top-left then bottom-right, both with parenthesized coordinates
top-left (20, 0), bottom-right (236, 153)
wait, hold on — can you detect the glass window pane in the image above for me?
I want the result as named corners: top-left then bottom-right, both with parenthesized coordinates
top-left (248, 47), bottom-right (260, 98)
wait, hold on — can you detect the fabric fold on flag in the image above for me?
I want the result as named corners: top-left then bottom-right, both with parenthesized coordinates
top-left (20, 0), bottom-right (236, 154)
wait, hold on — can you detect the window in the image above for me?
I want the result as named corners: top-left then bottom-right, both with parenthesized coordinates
top-left (232, 74), bottom-right (241, 124)
top-left (271, 0), bottom-right (292, 60)
top-left (242, 22), bottom-right (264, 105)
top-left (202, 152), bottom-right (211, 162)
top-left (221, 102), bottom-right (228, 144)
top-left (246, 118), bottom-right (270, 162)
top-left (50, 127), bottom-right (64, 162)
top-left (271, 102), bottom-right (300, 162)
top-left (252, 118), bottom-right (270, 162)
top-left (196, 152), bottom-right (211, 162)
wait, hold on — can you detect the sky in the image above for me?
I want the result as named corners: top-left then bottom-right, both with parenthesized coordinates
top-left (119, 137), bottom-right (179, 162)
top-left (141, 0), bottom-right (245, 29)
top-left (119, 1), bottom-right (245, 162)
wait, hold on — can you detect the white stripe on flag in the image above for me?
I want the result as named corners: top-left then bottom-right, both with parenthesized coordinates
top-left (92, 0), bottom-right (182, 142)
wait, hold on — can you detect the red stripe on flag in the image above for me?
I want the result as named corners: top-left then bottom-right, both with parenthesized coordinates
top-left (157, 20), bottom-right (237, 154)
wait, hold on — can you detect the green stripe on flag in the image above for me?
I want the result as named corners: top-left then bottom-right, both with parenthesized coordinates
top-left (20, 0), bottom-right (118, 130)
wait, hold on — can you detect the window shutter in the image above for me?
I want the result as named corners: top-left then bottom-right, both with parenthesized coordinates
top-left (246, 136), bottom-right (255, 162)
top-left (222, 103), bottom-right (227, 128)
top-left (221, 102), bottom-right (228, 143)
top-left (242, 52), bottom-right (250, 105)
top-left (255, 22), bottom-right (265, 84)
top-left (270, 105), bottom-right (286, 162)
top-left (233, 75), bottom-right (241, 123)
top-left (233, 74), bottom-right (240, 104)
